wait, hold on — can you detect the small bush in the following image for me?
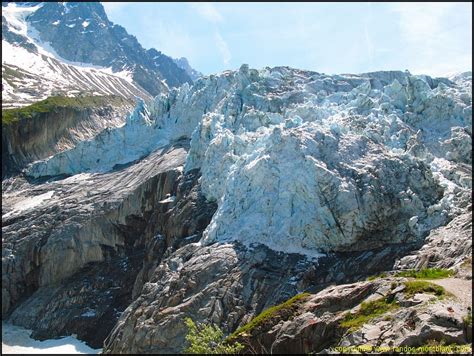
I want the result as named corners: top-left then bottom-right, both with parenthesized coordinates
top-left (395, 268), bottom-right (453, 279)
top-left (183, 317), bottom-right (244, 354)
top-left (227, 292), bottom-right (310, 341)
top-left (340, 296), bottom-right (399, 331)
top-left (404, 280), bottom-right (445, 297)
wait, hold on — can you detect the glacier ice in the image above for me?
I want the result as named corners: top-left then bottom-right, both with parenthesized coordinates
top-left (25, 66), bottom-right (472, 254)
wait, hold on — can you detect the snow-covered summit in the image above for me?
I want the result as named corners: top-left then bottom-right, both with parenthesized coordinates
top-left (25, 65), bottom-right (472, 256)
top-left (1, 2), bottom-right (150, 108)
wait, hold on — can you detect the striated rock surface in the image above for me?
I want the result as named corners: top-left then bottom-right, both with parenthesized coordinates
top-left (103, 241), bottom-right (424, 354)
top-left (2, 96), bottom-right (133, 178)
top-left (2, 142), bottom-right (187, 318)
top-left (394, 210), bottom-right (472, 272)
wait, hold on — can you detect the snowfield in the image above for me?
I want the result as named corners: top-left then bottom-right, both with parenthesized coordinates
top-left (2, 323), bottom-right (101, 354)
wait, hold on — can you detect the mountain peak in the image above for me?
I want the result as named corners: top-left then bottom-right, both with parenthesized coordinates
top-left (3, 1), bottom-right (193, 99)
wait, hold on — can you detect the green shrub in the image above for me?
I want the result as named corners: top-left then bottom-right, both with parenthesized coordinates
top-left (183, 317), bottom-right (244, 354)
top-left (404, 280), bottom-right (445, 297)
top-left (227, 292), bottom-right (310, 341)
top-left (395, 268), bottom-right (453, 279)
top-left (340, 296), bottom-right (399, 331)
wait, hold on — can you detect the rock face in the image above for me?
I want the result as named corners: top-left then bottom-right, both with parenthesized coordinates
top-left (227, 277), bottom-right (471, 354)
top-left (102, 241), bottom-right (422, 354)
top-left (174, 57), bottom-right (203, 81)
top-left (2, 66), bottom-right (472, 353)
top-left (2, 97), bottom-right (132, 178)
top-left (2, 143), bottom-right (187, 317)
top-left (394, 210), bottom-right (472, 272)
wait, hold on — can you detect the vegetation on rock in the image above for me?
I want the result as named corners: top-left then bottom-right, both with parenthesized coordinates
top-left (2, 95), bottom-right (128, 125)
top-left (227, 292), bottom-right (311, 341)
top-left (340, 296), bottom-right (399, 332)
top-left (403, 280), bottom-right (446, 297)
top-left (395, 268), bottom-right (453, 279)
top-left (183, 317), bottom-right (244, 354)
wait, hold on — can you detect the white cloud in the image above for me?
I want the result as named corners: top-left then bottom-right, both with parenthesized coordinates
top-left (389, 2), bottom-right (472, 76)
top-left (101, 2), bottom-right (134, 15)
top-left (389, 2), bottom-right (457, 44)
top-left (191, 3), bottom-right (223, 23)
top-left (364, 2), bottom-right (374, 68)
top-left (214, 32), bottom-right (231, 66)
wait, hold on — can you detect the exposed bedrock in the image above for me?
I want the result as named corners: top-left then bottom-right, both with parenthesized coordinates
top-left (103, 210), bottom-right (472, 354)
top-left (2, 99), bottom-right (132, 178)
top-left (2, 143), bottom-right (186, 319)
top-left (103, 241), bottom-right (422, 354)
top-left (3, 141), bottom-right (218, 348)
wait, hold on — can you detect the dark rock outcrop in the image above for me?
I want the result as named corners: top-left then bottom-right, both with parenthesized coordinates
top-left (2, 143), bottom-right (187, 319)
top-left (2, 97), bottom-right (132, 178)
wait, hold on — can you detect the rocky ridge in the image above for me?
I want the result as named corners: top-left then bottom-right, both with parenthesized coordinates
top-left (1, 2), bottom-right (200, 108)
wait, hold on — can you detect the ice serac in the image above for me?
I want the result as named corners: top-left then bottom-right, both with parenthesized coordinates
top-left (26, 66), bottom-right (472, 255)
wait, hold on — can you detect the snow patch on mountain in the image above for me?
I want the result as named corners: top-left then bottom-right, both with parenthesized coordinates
top-left (2, 2), bottom-right (44, 37)
top-left (2, 322), bottom-right (100, 354)
top-left (2, 2), bottom-right (148, 107)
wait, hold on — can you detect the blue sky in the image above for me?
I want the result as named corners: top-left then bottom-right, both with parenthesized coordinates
top-left (102, 2), bottom-right (472, 77)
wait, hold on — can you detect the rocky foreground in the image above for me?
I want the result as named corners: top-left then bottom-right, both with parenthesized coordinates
top-left (2, 66), bottom-right (472, 353)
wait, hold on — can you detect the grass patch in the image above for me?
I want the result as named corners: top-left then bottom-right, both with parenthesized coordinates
top-left (403, 280), bottom-right (445, 298)
top-left (227, 292), bottom-right (310, 341)
top-left (339, 296), bottom-right (399, 332)
top-left (2, 95), bottom-right (128, 125)
top-left (395, 268), bottom-right (453, 279)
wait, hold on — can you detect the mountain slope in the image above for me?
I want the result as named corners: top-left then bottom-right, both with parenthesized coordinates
top-left (1, 2), bottom-right (200, 107)
top-left (174, 57), bottom-right (203, 81)
top-left (24, 2), bottom-right (193, 93)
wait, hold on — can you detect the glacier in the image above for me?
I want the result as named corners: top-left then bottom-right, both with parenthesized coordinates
top-left (24, 65), bottom-right (472, 255)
